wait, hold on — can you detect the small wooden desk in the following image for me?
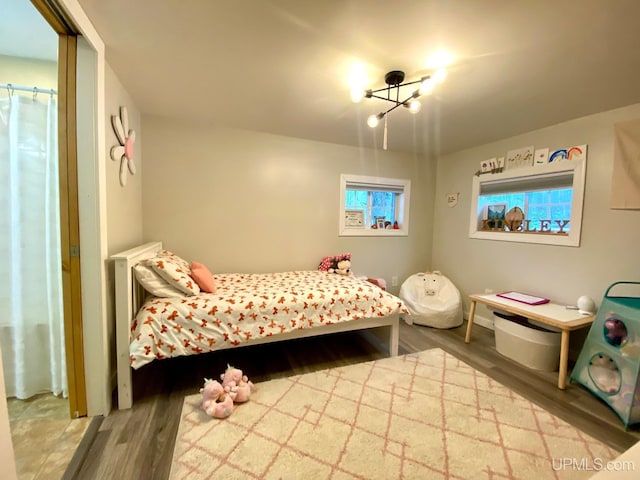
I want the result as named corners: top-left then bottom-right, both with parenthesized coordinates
top-left (465, 294), bottom-right (595, 389)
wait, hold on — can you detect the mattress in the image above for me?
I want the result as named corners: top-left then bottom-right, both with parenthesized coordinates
top-left (129, 270), bottom-right (407, 368)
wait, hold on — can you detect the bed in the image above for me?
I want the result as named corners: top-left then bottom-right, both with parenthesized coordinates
top-left (112, 242), bottom-right (408, 409)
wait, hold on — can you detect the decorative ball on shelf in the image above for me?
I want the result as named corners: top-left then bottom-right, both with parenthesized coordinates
top-left (577, 295), bottom-right (596, 315)
top-left (504, 206), bottom-right (524, 231)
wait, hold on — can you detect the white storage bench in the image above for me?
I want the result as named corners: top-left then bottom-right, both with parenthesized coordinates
top-left (465, 293), bottom-right (595, 389)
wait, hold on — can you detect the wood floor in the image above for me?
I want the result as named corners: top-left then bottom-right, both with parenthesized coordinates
top-left (67, 321), bottom-right (640, 479)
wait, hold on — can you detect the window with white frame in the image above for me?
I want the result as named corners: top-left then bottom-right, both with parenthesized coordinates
top-left (477, 176), bottom-right (573, 233)
top-left (469, 160), bottom-right (586, 246)
top-left (339, 174), bottom-right (410, 236)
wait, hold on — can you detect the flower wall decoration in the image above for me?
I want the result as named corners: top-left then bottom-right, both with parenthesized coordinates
top-left (110, 106), bottom-right (136, 186)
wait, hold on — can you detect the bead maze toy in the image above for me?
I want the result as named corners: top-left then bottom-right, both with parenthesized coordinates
top-left (570, 282), bottom-right (640, 428)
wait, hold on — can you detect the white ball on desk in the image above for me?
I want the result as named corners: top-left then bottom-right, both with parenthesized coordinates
top-left (577, 296), bottom-right (596, 314)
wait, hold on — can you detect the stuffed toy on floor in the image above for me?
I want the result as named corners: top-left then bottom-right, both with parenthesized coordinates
top-left (200, 378), bottom-right (234, 419)
top-left (220, 364), bottom-right (256, 403)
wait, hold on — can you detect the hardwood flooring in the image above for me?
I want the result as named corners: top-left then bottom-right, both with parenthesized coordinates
top-left (67, 321), bottom-right (640, 479)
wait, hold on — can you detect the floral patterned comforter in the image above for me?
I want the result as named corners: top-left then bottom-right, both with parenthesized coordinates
top-left (130, 271), bottom-right (408, 368)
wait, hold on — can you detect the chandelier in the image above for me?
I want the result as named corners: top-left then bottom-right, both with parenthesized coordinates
top-left (351, 68), bottom-right (446, 149)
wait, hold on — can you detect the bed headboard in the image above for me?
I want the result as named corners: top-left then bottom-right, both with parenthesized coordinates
top-left (110, 241), bottom-right (163, 409)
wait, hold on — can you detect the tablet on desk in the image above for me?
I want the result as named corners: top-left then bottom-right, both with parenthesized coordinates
top-left (496, 291), bottom-right (550, 305)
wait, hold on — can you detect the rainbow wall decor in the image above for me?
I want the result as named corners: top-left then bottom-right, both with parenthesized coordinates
top-left (548, 144), bottom-right (587, 163)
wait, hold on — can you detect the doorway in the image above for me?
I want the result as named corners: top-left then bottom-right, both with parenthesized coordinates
top-left (0, 0), bottom-right (89, 477)
top-left (0, 0), bottom-right (87, 417)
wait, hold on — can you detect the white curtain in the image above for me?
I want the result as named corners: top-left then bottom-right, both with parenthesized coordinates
top-left (0, 94), bottom-right (67, 399)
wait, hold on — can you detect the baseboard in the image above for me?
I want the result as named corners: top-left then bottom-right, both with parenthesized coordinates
top-left (62, 415), bottom-right (104, 480)
top-left (466, 312), bottom-right (494, 330)
top-left (404, 312), bottom-right (494, 331)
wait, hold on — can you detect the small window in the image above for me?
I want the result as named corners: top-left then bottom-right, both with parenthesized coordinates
top-left (339, 174), bottom-right (410, 236)
top-left (469, 161), bottom-right (586, 246)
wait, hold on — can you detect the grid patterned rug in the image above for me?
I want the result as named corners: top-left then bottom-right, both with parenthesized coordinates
top-left (170, 349), bottom-right (619, 479)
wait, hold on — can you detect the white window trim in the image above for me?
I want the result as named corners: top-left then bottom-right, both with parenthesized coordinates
top-left (339, 174), bottom-right (411, 237)
top-left (468, 160), bottom-right (586, 246)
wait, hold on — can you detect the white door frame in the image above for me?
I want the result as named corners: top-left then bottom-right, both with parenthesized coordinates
top-left (60, 0), bottom-right (110, 416)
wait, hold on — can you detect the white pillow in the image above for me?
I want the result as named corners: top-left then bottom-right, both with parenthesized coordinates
top-left (133, 263), bottom-right (185, 298)
top-left (148, 256), bottom-right (200, 296)
top-left (158, 249), bottom-right (191, 271)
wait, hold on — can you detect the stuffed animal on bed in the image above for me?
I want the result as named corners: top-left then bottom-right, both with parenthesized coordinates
top-left (318, 253), bottom-right (352, 275)
top-left (331, 258), bottom-right (351, 275)
top-left (200, 378), bottom-right (234, 419)
top-left (220, 365), bottom-right (255, 403)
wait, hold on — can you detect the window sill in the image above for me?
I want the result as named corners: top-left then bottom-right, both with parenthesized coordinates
top-left (470, 229), bottom-right (578, 246)
top-left (339, 228), bottom-right (408, 237)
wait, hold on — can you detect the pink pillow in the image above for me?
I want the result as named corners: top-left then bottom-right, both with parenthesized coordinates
top-left (190, 261), bottom-right (216, 293)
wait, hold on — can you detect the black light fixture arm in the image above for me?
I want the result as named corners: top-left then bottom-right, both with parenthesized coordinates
top-left (377, 94), bottom-right (414, 117)
top-left (365, 77), bottom-right (425, 99)
top-left (364, 75), bottom-right (429, 117)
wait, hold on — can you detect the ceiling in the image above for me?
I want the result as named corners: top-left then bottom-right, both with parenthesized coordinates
top-left (0, 1), bottom-right (57, 61)
top-left (6, 0), bottom-right (640, 156)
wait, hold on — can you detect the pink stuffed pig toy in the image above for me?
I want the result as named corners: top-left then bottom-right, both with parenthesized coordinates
top-left (200, 378), bottom-right (234, 419)
top-left (220, 365), bottom-right (255, 403)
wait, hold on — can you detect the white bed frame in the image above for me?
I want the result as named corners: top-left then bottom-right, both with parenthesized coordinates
top-left (111, 242), bottom-right (399, 410)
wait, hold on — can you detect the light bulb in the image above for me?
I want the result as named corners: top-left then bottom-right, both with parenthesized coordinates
top-left (350, 88), bottom-right (364, 103)
top-left (433, 68), bottom-right (447, 83)
top-left (348, 63), bottom-right (368, 87)
top-left (407, 99), bottom-right (421, 113)
top-left (426, 50), bottom-right (453, 70)
top-left (367, 114), bottom-right (381, 128)
top-left (419, 77), bottom-right (434, 95)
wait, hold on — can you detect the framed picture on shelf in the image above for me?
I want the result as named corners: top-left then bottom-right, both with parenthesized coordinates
top-left (344, 209), bottom-right (364, 228)
top-left (534, 148), bottom-right (549, 166)
top-left (483, 203), bottom-right (507, 229)
top-left (375, 217), bottom-right (386, 229)
top-left (480, 158), bottom-right (496, 173)
top-left (506, 146), bottom-right (534, 169)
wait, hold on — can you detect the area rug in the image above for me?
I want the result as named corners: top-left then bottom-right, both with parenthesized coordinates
top-left (170, 349), bottom-right (619, 479)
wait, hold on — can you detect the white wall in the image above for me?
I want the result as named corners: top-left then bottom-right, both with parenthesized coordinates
top-left (432, 102), bottom-right (640, 323)
top-left (142, 118), bottom-right (435, 294)
top-left (0, 54), bottom-right (56, 90)
top-left (105, 63), bottom-right (143, 253)
top-left (104, 63), bottom-right (143, 389)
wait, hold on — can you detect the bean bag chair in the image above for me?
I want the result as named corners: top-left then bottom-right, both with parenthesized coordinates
top-left (400, 271), bottom-right (463, 329)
